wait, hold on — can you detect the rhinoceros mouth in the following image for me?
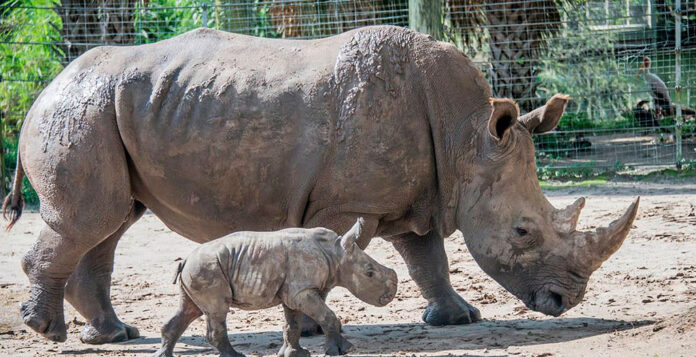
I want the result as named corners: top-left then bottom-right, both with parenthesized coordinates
top-left (526, 288), bottom-right (566, 317)
top-left (378, 291), bottom-right (395, 306)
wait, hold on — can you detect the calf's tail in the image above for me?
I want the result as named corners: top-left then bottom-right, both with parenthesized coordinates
top-left (172, 260), bottom-right (186, 284)
top-left (2, 151), bottom-right (25, 230)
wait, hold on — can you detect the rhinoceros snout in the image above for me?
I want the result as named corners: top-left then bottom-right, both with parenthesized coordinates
top-left (528, 290), bottom-right (566, 317)
top-left (378, 291), bottom-right (395, 306)
top-left (377, 274), bottom-right (398, 306)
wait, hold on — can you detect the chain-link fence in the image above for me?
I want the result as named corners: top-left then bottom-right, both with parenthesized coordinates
top-left (444, 0), bottom-right (696, 172)
top-left (2, 0), bottom-right (695, 192)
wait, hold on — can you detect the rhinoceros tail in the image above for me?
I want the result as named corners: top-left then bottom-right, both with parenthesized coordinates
top-left (172, 260), bottom-right (186, 284)
top-left (2, 152), bottom-right (25, 231)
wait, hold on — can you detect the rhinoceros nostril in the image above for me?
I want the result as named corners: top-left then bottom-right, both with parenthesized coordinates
top-left (550, 292), bottom-right (564, 312)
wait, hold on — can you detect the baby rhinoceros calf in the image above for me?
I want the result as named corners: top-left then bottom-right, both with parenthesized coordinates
top-left (154, 218), bottom-right (397, 357)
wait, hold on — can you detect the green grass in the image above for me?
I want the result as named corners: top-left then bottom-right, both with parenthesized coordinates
top-left (538, 159), bottom-right (696, 189)
top-left (632, 167), bottom-right (696, 181)
top-left (539, 178), bottom-right (609, 190)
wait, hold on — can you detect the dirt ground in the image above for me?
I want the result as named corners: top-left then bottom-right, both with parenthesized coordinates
top-left (1, 179), bottom-right (695, 356)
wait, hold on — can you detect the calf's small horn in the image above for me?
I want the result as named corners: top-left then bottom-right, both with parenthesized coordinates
top-left (572, 197), bottom-right (640, 270)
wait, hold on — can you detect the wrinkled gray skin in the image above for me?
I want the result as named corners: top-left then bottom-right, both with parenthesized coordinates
top-left (3, 25), bottom-right (639, 344)
top-left (154, 218), bottom-right (397, 357)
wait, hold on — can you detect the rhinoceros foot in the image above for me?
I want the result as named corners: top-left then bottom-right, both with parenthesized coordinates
top-left (324, 335), bottom-right (354, 355)
top-left (20, 289), bottom-right (67, 342)
top-left (79, 318), bottom-right (140, 344)
top-left (277, 344), bottom-right (311, 357)
top-left (422, 291), bottom-right (481, 326)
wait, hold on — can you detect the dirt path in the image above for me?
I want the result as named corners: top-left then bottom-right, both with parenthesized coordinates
top-left (1, 180), bottom-right (695, 356)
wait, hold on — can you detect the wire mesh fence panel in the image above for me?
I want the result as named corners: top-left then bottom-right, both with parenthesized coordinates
top-left (1, 0), bottom-right (695, 189)
top-left (444, 0), bottom-right (696, 171)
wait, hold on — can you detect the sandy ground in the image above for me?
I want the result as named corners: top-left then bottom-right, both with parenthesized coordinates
top-left (1, 179), bottom-right (695, 357)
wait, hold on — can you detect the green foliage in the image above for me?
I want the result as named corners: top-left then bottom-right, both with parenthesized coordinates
top-left (1, 0), bottom-right (63, 202)
top-left (536, 0), bottom-right (642, 127)
top-left (134, 0), bottom-right (201, 43)
top-left (2, 136), bottom-right (38, 205)
top-left (537, 162), bottom-right (605, 181)
top-left (249, 1), bottom-right (280, 38)
top-left (0, 0), bottom-right (63, 135)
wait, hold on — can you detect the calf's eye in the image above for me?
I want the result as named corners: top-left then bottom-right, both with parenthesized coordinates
top-left (515, 227), bottom-right (528, 236)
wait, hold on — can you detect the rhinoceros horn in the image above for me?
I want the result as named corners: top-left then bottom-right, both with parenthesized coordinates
top-left (569, 197), bottom-right (640, 270)
top-left (553, 197), bottom-right (585, 234)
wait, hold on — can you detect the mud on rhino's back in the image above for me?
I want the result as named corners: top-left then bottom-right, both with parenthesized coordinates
top-left (103, 29), bottom-right (350, 239)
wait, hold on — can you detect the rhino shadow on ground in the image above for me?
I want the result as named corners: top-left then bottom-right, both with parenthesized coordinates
top-left (71, 317), bottom-right (651, 356)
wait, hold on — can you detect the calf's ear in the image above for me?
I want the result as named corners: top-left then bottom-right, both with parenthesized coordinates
top-left (340, 217), bottom-right (364, 253)
top-left (519, 94), bottom-right (570, 134)
top-left (488, 98), bottom-right (520, 141)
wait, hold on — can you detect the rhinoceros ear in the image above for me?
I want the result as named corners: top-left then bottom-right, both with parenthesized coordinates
top-left (340, 217), bottom-right (364, 254)
top-left (519, 94), bottom-right (570, 134)
top-left (488, 98), bottom-right (520, 141)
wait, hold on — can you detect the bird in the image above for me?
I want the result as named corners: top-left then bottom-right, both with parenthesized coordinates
top-left (636, 57), bottom-right (673, 118)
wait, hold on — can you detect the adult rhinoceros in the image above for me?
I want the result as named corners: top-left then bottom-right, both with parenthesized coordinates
top-left (3, 25), bottom-right (638, 344)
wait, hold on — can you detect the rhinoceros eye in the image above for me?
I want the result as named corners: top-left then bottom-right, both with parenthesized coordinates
top-left (366, 270), bottom-right (374, 278)
top-left (515, 227), bottom-right (529, 236)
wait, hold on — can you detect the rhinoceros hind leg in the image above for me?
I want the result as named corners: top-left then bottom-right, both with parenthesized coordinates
top-left (19, 227), bottom-right (70, 341)
top-left (205, 312), bottom-right (244, 357)
top-left (18, 83), bottom-right (135, 342)
top-left (66, 201), bottom-right (147, 344)
top-left (154, 286), bottom-right (202, 357)
top-left (392, 231), bottom-right (481, 326)
top-left (21, 220), bottom-right (129, 342)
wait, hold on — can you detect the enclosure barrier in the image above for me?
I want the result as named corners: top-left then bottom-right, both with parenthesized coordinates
top-left (1, 0), bottom-right (695, 196)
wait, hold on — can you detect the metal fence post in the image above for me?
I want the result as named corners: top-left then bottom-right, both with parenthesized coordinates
top-left (202, 2), bottom-right (209, 28)
top-left (675, 0), bottom-right (683, 169)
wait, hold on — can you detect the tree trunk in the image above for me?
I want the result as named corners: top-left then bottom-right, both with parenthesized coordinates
top-left (485, 0), bottom-right (560, 112)
top-left (409, 0), bottom-right (442, 39)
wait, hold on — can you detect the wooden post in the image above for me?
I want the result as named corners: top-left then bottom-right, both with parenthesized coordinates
top-left (409, 0), bottom-right (441, 40)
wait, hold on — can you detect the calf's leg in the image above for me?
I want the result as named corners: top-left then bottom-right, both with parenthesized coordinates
top-left (293, 291), bottom-right (353, 355)
top-left (205, 312), bottom-right (243, 357)
top-left (65, 201), bottom-right (147, 344)
top-left (278, 305), bottom-right (310, 357)
top-left (391, 231), bottom-right (481, 325)
top-left (153, 287), bottom-right (202, 357)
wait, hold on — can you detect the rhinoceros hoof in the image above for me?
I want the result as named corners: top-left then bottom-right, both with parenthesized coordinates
top-left (422, 294), bottom-right (481, 326)
top-left (20, 299), bottom-right (67, 342)
top-left (324, 336), bottom-right (354, 355)
top-left (278, 344), bottom-right (311, 357)
top-left (220, 352), bottom-right (245, 357)
top-left (152, 348), bottom-right (173, 357)
top-left (80, 319), bottom-right (140, 344)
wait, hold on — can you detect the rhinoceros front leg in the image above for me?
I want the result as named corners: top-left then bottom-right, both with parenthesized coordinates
top-left (293, 290), bottom-right (354, 355)
top-left (391, 231), bottom-right (481, 325)
top-left (277, 305), bottom-right (310, 357)
top-left (65, 201), bottom-right (146, 344)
